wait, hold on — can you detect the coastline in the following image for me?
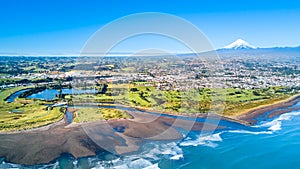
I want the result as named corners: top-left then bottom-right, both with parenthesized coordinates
top-left (0, 93), bottom-right (300, 165)
top-left (0, 107), bottom-right (204, 165)
top-left (234, 93), bottom-right (300, 125)
top-left (2, 93), bottom-right (299, 133)
top-left (103, 94), bottom-right (300, 126)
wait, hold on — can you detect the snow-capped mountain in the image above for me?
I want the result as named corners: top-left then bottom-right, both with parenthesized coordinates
top-left (223, 39), bottom-right (256, 50)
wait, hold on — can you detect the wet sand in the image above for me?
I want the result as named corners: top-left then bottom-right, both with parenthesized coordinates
top-left (0, 94), bottom-right (299, 165)
top-left (236, 94), bottom-right (300, 125)
top-left (0, 110), bottom-right (226, 165)
top-left (0, 120), bottom-right (101, 165)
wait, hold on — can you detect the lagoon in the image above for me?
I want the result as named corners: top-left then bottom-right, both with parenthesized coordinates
top-left (5, 89), bottom-right (31, 103)
top-left (26, 88), bottom-right (98, 100)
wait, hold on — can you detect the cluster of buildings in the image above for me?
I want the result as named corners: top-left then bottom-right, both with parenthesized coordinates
top-left (1, 56), bottom-right (299, 91)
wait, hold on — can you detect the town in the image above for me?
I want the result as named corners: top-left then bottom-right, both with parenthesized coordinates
top-left (1, 53), bottom-right (299, 91)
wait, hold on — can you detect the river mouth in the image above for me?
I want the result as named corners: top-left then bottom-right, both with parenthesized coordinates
top-left (2, 88), bottom-right (300, 167)
top-left (1, 106), bottom-right (300, 169)
top-left (0, 104), bottom-right (234, 165)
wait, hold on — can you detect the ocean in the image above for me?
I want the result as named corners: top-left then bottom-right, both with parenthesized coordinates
top-left (1, 102), bottom-right (300, 169)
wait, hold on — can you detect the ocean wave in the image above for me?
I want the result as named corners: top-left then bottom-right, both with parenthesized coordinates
top-left (88, 142), bottom-right (182, 168)
top-left (128, 159), bottom-right (157, 169)
top-left (180, 132), bottom-right (223, 148)
top-left (0, 141), bottom-right (185, 169)
top-left (161, 142), bottom-right (184, 160)
top-left (0, 160), bottom-right (59, 169)
top-left (144, 163), bottom-right (160, 169)
top-left (256, 110), bottom-right (300, 132)
top-left (89, 158), bottom-right (157, 169)
top-left (3, 111), bottom-right (300, 169)
top-left (227, 130), bottom-right (273, 135)
top-left (226, 111), bottom-right (300, 135)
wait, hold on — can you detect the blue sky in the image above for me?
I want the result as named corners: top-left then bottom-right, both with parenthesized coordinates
top-left (0, 0), bottom-right (300, 55)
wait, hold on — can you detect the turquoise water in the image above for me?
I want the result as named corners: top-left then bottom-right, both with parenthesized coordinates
top-left (1, 103), bottom-right (300, 169)
top-left (178, 111), bottom-right (300, 169)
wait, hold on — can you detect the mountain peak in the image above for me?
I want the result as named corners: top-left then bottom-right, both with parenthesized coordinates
top-left (223, 39), bottom-right (256, 50)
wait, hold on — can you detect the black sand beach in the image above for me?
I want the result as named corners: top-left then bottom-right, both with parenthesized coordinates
top-left (0, 94), bottom-right (299, 165)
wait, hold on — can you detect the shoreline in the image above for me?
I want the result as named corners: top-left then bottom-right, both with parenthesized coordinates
top-left (0, 93), bottom-right (300, 165)
top-left (0, 107), bottom-right (213, 165)
top-left (2, 85), bottom-right (300, 133)
top-left (235, 93), bottom-right (300, 125)
top-left (99, 94), bottom-right (300, 126)
top-left (1, 93), bottom-right (299, 134)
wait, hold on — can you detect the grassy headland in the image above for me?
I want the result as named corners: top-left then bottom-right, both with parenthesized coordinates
top-left (69, 83), bottom-right (299, 116)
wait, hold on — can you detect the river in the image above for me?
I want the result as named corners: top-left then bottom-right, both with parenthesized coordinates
top-left (5, 89), bottom-right (31, 103)
top-left (5, 88), bottom-right (98, 102)
top-left (27, 88), bottom-right (98, 100)
top-left (1, 90), bottom-right (300, 169)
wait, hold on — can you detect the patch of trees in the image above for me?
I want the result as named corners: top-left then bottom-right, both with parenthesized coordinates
top-left (97, 84), bottom-right (108, 94)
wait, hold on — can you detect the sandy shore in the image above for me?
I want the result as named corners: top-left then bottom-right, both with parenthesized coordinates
top-left (0, 93), bottom-right (299, 165)
top-left (0, 108), bottom-right (226, 165)
top-left (235, 94), bottom-right (300, 125)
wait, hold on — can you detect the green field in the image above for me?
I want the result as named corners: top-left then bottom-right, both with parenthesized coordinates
top-left (73, 108), bottom-right (132, 122)
top-left (68, 84), bottom-right (298, 116)
top-left (1, 85), bottom-right (298, 132)
top-left (0, 87), bottom-right (64, 132)
top-left (0, 86), bottom-right (30, 101)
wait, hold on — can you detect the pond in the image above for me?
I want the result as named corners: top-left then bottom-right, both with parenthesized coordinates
top-left (10, 109), bottom-right (24, 113)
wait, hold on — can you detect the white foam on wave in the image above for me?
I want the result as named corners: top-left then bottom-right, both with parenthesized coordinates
top-left (170, 154), bottom-right (183, 160)
top-left (0, 160), bottom-right (60, 169)
top-left (161, 142), bottom-right (184, 160)
top-left (228, 130), bottom-right (273, 135)
top-left (257, 111), bottom-right (300, 132)
top-left (268, 121), bottom-right (282, 131)
top-left (144, 163), bottom-right (160, 169)
top-left (178, 110), bottom-right (300, 149)
top-left (72, 160), bottom-right (78, 168)
top-left (180, 132), bottom-right (223, 148)
top-left (87, 141), bottom-right (184, 168)
top-left (92, 166), bottom-right (106, 169)
top-left (5, 111), bottom-right (300, 168)
top-left (128, 158), bottom-right (155, 169)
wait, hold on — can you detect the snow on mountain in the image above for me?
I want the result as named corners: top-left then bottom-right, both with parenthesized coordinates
top-left (223, 39), bottom-right (256, 50)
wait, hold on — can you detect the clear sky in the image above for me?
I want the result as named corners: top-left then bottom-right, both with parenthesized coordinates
top-left (0, 0), bottom-right (300, 55)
